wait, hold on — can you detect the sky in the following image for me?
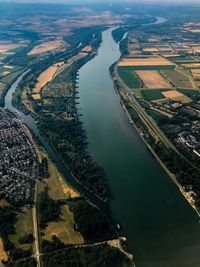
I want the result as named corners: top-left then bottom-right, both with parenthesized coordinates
top-left (0, 0), bottom-right (198, 3)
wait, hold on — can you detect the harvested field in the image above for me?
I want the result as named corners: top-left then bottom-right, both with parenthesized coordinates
top-left (162, 90), bottom-right (192, 103)
top-left (181, 63), bottom-right (200, 68)
top-left (28, 39), bottom-right (64, 55)
top-left (191, 69), bottom-right (200, 79)
top-left (2, 71), bottom-right (10, 76)
top-left (163, 54), bottom-right (180, 58)
top-left (33, 63), bottom-right (64, 93)
top-left (135, 70), bottom-right (172, 89)
top-left (161, 70), bottom-right (195, 89)
top-left (191, 69), bottom-right (200, 74)
top-left (0, 43), bottom-right (23, 54)
top-left (118, 56), bottom-right (175, 70)
top-left (32, 93), bottom-right (41, 100)
top-left (0, 238), bottom-right (8, 262)
top-left (143, 48), bottom-right (158, 53)
top-left (81, 45), bottom-right (92, 53)
top-left (44, 205), bottom-right (84, 245)
top-left (157, 47), bottom-right (173, 52)
top-left (190, 29), bottom-right (200, 33)
top-left (118, 56), bottom-right (174, 67)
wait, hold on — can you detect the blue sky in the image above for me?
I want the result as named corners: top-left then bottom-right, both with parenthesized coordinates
top-left (0, 0), bottom-right (198, 2)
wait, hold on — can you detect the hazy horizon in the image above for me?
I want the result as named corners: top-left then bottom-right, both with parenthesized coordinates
top-left (0, 0), bottom-right (199, 4)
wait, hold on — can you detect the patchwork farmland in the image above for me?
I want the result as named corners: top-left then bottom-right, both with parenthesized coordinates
top-left (117, 56), bottom-right (175, 70)
top-left (116, 49), bottom-right (199, 104)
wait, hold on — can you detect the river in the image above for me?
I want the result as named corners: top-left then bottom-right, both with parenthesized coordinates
top-left (77, 28), bottom-right (200, 267)
top-left (4, 26), bottom-right (200, 267)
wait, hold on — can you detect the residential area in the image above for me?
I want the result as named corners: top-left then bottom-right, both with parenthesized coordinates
top-left (0, 108), bottom-right (39, 206)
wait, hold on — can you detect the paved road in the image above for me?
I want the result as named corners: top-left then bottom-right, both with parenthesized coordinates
top-left (33, 181), bottom-right (41, 267)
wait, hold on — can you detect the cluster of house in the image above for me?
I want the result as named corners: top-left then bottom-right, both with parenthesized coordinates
top-left (178, 121), bottom-right (200, 158)
top-left (0, 108), bottom-right (39, 206)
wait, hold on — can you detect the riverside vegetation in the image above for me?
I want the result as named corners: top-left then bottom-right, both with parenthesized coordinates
top-left (7, 24), bottom-right (134, 267)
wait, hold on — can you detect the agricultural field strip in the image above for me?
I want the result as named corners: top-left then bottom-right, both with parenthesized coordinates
top-left (33, 51), bottom-right (88, 94)
top-left (118, 56), bottom-right (175, 67)
top-left (135, 70), bottom-right (172, 89)
top-left (28, 39), bottom-right (65, 56)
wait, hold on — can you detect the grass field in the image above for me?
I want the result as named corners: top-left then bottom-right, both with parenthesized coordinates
top-left (142, 89), bottom-right (169, 101)
top-left (38, 149), bottom-right (83, 245)
top-left (28, 39), bottom-right (64, 55)
top-left (9, 208), bottom-right (33, 250)
top-left (178, 89), bottom-right (200, 97)
top-left (0, 69), bottom-right (24, 85)
top-left (44, 205), bottom-right (84, 245)
top-left (161, 69), bottom-right (195, 89)
top-left (43, 67), bottom-right (72, 97)
top-left (117, 67), bottom-right (142, 88)
top-left (39, 148), bottom-right (79, 200)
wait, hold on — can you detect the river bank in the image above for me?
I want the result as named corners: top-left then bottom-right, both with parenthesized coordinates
top-left (117, 95), bottom-right (200, 218)
top-left (77, 27), bottom-right (200, 267)
top-left (110, 60), bottom-right (200, 218)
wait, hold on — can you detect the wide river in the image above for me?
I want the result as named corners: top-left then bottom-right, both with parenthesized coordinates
top-left (4, 27), bottom-right (200, 267)
top-left (77, 28), bottom-right (200, 267)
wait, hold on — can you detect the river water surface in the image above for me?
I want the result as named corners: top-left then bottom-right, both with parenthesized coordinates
top-left (5, 27), bottom-right (200, 267)
top-left (77, 28), bottom-right (200, 267)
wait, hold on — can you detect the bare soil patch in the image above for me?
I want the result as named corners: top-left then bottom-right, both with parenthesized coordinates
top-left (0, 238), bottom-right (8, 262)
top-left (118, 56), bottom-right (174, 67)
top-left (135, 70), bottom-right (172, 89)
top-left (162, 90), bottom-right (192, 103)
top-left (28, 39), bottom-right (64, 55)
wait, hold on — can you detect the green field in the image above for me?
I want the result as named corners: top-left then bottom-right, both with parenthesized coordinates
top-left (39, 150), bottom-right (83, 245)
top-left (142, 89), bottom-right (169, 101)
top-left (160, 70), bottom-right (194, 89)
top-left (43, 67), bottom-right (72, 97)
top-left (117, 67), bottom-right (142, 88)
top-left (9, 208), bottom-right (33, 249)
top-left (178, 89), bottom-right (200, 97)
top-left (146, 109), bottom-right (163, 121)
top-left (0, 69), bottom-right (24, 85)
top-left (118, 65), bottom-right (175, 71)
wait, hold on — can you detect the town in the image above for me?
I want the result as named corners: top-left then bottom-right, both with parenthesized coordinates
top-left (0, 108), bottom-right (39, 206)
